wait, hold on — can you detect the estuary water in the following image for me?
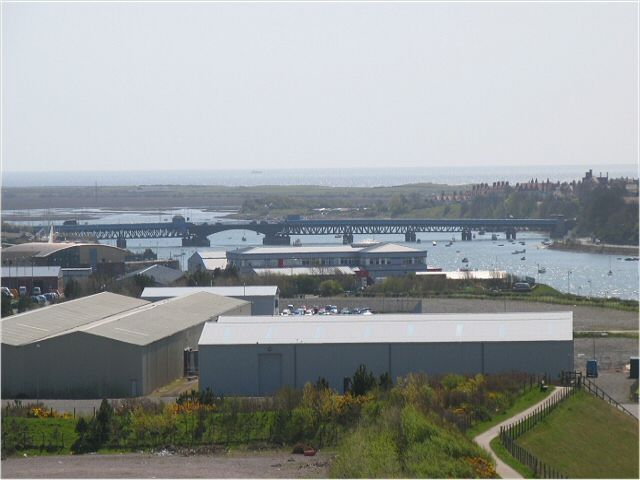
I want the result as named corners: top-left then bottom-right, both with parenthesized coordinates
top-left (6, 207), bottom-right (635, 301)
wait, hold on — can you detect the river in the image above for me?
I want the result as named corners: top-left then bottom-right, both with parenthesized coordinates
top-left (5, 207), bottom-right (636, 301)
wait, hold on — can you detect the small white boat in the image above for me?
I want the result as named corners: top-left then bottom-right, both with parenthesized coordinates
top-left (432, 241), bottom-right (437, 246)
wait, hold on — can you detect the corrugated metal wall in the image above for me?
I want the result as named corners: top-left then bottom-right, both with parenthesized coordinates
top-left (199, 340), bottom-right (574, 396)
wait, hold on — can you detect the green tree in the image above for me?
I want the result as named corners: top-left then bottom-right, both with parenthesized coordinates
top-left (1, 294), bottom-right (13, 317)
top-left (352, 364), bottom-right (376, 396)
top-left (319, 279), bottom-right (343, 297)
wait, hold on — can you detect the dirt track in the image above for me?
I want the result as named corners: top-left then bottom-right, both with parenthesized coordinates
top-left (1, 450), bottom-right (333, 478)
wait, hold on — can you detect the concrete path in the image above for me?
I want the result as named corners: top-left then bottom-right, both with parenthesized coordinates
top-left (473, 387), bottom-right (568, 479)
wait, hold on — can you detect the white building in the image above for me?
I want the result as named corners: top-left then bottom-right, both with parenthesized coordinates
top-left (187, 251), bottom-right (228, 274)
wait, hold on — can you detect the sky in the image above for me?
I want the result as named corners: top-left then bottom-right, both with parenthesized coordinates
top-left (2, 2), bottom-right (638, 173)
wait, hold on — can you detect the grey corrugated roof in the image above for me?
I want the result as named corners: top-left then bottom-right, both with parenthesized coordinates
top-left (201, 312), bottom-right (573, 345)
top-left (124, 264), bottom-right (184, 285)
top-left (84, 292), bottom-right (248, 345)
top-left (141, 285), bottom-right (279, 299)
top-left (2, 242), bottom-right (125, 258)
top-left (1, 292), bottom-right (149, 346)
top-left (1, 266), bottom-right (62, 278)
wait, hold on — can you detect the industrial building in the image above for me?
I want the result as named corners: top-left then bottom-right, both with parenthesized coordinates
top-left (141, 286), bottom-right (280, 315)
top-left (226, 242), bottom-right (428, 279)
top-left (2, 242), bottom-right (127, 276)
top-left (122, 264), bottom-right (184, 286)
top-left (187, 251), bottom-right (228, 274)
top-left (1, 266), bottom-right (64, 293)
top-left (199, 312), bottom-right (573, 396)
top-left (1, 291), bottom-right (250, 398)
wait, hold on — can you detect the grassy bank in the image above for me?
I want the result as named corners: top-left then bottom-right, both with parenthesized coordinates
top-left (466, 386), bottom-right (554, 439)
top-left (501, 391), bottom-right (639, 478)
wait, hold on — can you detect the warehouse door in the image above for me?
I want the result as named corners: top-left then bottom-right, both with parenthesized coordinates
top-left (258, 354), bottom-right (282, 396)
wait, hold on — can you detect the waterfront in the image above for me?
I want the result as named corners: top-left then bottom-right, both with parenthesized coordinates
top-left (3, 207), bottom-right (638, 301)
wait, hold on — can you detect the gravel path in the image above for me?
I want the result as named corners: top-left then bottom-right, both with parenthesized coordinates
top-left (474, 387), bottom-right (568, 479)
top-left (0, 450), bottom-right (333, 478)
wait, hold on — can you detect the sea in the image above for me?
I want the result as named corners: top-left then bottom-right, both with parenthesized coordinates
top-left (3, 164), bottom-right (638, 188)
top-left (2, 164), bottom-right (638, 301)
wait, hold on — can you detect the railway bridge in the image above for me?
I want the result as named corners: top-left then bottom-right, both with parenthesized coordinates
top-left (45, 216), bottom-right (570, 247)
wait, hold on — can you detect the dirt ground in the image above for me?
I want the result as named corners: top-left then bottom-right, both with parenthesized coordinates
top-left (0, 450), bottom-right (333, 479)
top-left (421, 297), bottom-right (639, 331)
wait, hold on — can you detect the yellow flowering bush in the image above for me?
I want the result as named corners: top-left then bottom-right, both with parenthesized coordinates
top-left (29, 407), bottom-right (71, 419)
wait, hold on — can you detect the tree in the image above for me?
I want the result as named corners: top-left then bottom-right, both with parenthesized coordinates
top-left (1, 294), bottom-right (13, 317)
top-left (319, 280), bottom-right (343, 297)
top-left (352, 364), bottom-right (376, 396)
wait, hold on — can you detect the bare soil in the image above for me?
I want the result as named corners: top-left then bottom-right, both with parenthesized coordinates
top-left (0, 450), bottom-right (333, 479)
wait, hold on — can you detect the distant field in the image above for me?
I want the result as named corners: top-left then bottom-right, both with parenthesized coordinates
top-left (516, 391), bottom-right (639, 478)
top-left (1, 183), bottom-right (461, 211)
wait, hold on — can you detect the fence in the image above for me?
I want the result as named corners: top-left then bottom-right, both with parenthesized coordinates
top-left (499, 386), bottom-right (577, 478)
top-left (561, 370), bottom-right (637, 419)
top-left (1, 430), bottom-right (66, 455)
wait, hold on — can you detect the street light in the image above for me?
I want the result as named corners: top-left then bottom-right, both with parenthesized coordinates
top-left (567, 270), bottom-right (572, 295)
top-left (587, 279), bottom-right (592, 298)
top-left (36, 343), bottom-right (40, 403)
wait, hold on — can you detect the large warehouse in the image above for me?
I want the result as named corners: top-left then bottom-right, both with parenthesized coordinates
top-left (199, 312), bottom-right (573, 396)
top-left (1, 291), bottom-right (250, 398)
top-left (2, 242), bottom-right (127, 276)
top-left (141, 286), bottom-right (280, 315)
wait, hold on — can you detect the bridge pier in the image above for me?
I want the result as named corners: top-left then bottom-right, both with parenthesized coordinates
top-left (342, 234), bottom-right (354, 244)
top-left (116, 236), bottom-right (127, 249)
top-left (505, 228), bottom-right (517, 240)
top-left (404, 231), bottom-right (417, 242)
top-left (263, 234), bottom-right (291, 246)
top-left (461, 229), bottom-right (472, 241)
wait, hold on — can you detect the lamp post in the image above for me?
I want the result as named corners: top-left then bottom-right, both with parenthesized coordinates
top-left (36, 343), bottom-right (40, 402)
top-left (567, 270), bottom-right (572, 295)
top-left (587, 279), bottom-right (592, 299)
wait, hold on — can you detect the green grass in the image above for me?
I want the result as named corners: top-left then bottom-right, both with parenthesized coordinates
top-left (466, 386), bottom-right (555, 439)
top-left (1, 417), bottom-right (78, 456)
top-left (516, 391), bottom-right (639, 478)
top-left (489, 435), bottom-right (534, 478)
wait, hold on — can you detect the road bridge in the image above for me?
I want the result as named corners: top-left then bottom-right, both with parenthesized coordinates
top-left (45, 216), bottom-right (569, 247)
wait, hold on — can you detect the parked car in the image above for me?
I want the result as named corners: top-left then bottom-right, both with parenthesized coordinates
top-left (44, 292), bottom-right (58, 303)
top-left (1, 287), bottom-right (13, 298)
top-left (19, 286), bottom-right (27, 297)
top-left (340, 308), bottom-right (351, 315)
top-left (36, 295), bottom-right (47, 304)
top-left (513, 282), bottom-right (532, 292)
top-left (32, 287), bottom-right (41, 295)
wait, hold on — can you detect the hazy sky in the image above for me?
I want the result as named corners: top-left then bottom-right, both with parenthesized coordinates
top-left (2, 2), bottom-right (638, 172)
